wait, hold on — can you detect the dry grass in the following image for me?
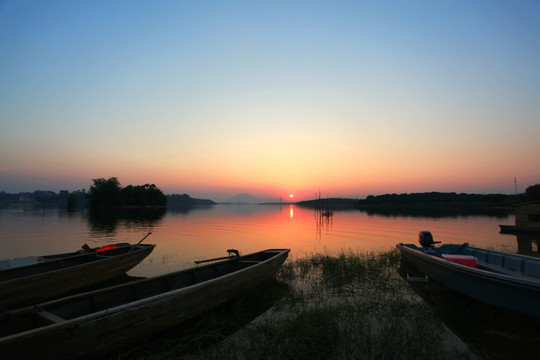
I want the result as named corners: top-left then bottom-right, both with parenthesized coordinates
top-left (118, 249), bottom-right (475, 360)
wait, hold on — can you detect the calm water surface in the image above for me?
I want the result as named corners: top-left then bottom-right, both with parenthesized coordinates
top-left (1, 204), bottom-right (534, 278)
top-left (3, 204), bottom-right (538, 359)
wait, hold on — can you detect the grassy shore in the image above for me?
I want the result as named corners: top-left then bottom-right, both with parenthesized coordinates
top-left (118, 250), bottom-right (475, 360)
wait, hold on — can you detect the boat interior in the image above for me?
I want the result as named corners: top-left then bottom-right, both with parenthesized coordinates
top-left (460, 246), bottom-right (540, 279)
top-left (2, 249), bottom-right (285, 334)
top-left (404, 243), bottom-right (540, 280)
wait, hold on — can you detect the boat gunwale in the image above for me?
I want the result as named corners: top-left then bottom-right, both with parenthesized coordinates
top-left (0, 248), bottom-right (290, 344)
top-left (0, 244), bottom-right (155, 284)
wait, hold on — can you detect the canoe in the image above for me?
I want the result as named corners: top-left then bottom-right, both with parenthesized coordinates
top-left (397, 231), bottom-right (540, 317)
top-left (0, 242), bottom-right (155, 311)
top-left (0, 248), bottom-right (290, 359)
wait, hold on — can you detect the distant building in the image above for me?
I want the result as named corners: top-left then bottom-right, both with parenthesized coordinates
top-left (500, 201), bottom-right (540, 234)
top-left (515, 201), bottom-right (540, 230)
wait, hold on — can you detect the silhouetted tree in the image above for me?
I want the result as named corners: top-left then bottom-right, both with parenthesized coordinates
top-left (122, 184), bottom-right (166, 206)
top-left (87, 177), bottom-right (123, 208)
top-left (87, 178), bottom-right (166, 209)
top-left (525, 184), bottom-right (540, 201)
top-left (67, 193), bottom-right (77, 211)
top-left (32, 190), bottom-right (58, 204)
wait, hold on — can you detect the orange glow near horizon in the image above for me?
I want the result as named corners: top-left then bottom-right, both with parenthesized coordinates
top-left (98, 148), bottom-right (539, 200)
top-left (124, 205), bottom-right (515, 278)
top-left (1, 119), bottom-right (538, 199)
top-left (2, 123), bottom-right (538, 199)
top-left (1, 2), bottom-right (539, 200)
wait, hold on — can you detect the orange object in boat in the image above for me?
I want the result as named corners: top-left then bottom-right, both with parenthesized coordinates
top-left (96, 244), bottom-right (118, 252)
top-left (441, 254), bottom-right (477, 268)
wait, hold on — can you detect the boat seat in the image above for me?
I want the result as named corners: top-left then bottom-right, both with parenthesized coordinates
top-left (504, 256), bottom-right (523, 272)
top-left (524, 260), bottom-right (540, 278)
top-left (487, 253), bottom-right (504, 267)
top-left (37, 310), bottom-right (65, 324)
top-left (477, 261), bottom-right (540, 281)
top-left (471, 250), bottom-right (488, 262)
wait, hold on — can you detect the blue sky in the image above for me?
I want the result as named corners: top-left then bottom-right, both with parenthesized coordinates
top-left (1, 1), bottom-right (539, 200)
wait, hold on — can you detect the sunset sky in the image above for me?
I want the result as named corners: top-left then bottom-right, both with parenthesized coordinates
top-left (1, 1), bottom-right (539, 201)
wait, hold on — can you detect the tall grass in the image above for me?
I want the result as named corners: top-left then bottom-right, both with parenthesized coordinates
top-left (119, 250), bottom-right (474, 360)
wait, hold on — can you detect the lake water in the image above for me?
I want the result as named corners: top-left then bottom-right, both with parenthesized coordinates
top-left (1, 204), bottom-right (536, 278)
top-left (3, 204), bottom-right (538, 359)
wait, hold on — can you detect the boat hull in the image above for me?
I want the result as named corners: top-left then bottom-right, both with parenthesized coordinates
top-left (0, 248), bottom-right (289, 359)
top-left (0, 244), bottom-right (155, 310)
top-left (397, 243), bottom-right (540, 317)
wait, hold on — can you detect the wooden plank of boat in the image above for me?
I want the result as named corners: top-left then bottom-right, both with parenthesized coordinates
top-left (397, 235), bottom-right (540, 317)
top-left (0, 240), bottom-right (155, 311)
top-left (0, 248), bottom-right (290, 360)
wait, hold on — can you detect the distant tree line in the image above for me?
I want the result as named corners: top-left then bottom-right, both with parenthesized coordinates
top-left (0, 190), bottom-right (87, 209)
top-left (355, 192), bottom-right (512, 207)
top-left (166, 193), bottom-right (216, 209)
top-left (87, 177), bottom-right (166, 208)
top-left (354, 187), bottom-right (540, 210)
top-left (296, 198), bottom-right (358, 210)
top-left (1, 180), bottom-right (215, 212)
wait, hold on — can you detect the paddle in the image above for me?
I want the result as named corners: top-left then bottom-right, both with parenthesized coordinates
top-left (194, 249), bottom-right (240, 264)
top-left (136, 232), bottom-right (152, 245)
top-left (127, 232), bottom-right (152, 252)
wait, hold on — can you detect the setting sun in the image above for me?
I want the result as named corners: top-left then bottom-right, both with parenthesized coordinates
top-left (0, 2), bottom-right (538, 200)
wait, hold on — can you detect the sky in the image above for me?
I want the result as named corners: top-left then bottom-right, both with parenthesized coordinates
top-left (1, 1), bottom-right (539, 201)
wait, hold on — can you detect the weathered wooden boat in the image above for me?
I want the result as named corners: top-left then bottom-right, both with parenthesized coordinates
top-left (0, 236), bottom-right (155, 311)
top-left (397, 231), bottom-right (540, 317)
top-left (0, 248), bottom-right (290, 359)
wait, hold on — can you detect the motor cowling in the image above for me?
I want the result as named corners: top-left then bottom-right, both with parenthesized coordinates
top-left (418, 231), bottom-right (440, 248)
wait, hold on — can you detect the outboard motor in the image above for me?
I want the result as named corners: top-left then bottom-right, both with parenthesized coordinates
top-left (418, 231), bottom-right (441, 248)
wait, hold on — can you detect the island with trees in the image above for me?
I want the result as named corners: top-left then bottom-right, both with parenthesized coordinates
top-left (86, 177), bottom-right (216, 210)
top-left (87, 177), bottom-right (167, 208)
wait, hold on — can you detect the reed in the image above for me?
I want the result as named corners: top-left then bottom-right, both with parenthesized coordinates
top-left (118, 250), bottom-right (474, 360)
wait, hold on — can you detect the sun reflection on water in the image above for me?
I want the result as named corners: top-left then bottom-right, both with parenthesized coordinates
top-left (0, 205), bottom-right (524, 279)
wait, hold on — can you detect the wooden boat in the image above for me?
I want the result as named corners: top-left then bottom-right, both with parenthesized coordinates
top-left (0, 238), bottom-right (155, 311)
top-left (499, 224), bottom-right (540, 234)
top-left (397, 231), bottom-right (540, 317)
top-left (0, 248), bottom-right (290, 359)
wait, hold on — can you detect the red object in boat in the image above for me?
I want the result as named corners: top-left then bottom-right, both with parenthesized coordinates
top-left (441, 254), bottom-right (477, 268)
top-left (96, 244), bottom-right (118, 252)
